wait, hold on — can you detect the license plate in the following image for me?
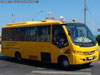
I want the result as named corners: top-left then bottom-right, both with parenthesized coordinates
top-left (88, 57), bottom-right (93, 60)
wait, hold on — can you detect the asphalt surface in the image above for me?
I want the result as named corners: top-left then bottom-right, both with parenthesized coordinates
top-left (0, 49), bottom-right (100, 75)
top-left (91, 58), bottom-right (100, 75)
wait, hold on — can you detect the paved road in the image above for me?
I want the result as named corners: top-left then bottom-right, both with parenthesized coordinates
top-left (0, 53), bottom-right (93, 75)
top-left (91, 58), bottom-right (100, 75)
top-left (0, 46), bottom-right (99, 75)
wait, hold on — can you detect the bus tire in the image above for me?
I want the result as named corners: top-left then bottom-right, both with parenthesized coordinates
top-left (15, 52), bottom-right (22, 61)
top-left (58, 56), bottom-right (69, 68)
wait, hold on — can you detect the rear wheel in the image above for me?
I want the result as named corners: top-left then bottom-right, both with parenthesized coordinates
top-left (15, 52), bottom-right (22, 61)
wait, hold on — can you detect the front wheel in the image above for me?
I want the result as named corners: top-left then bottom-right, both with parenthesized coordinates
top-left (60, 58), bottom-right (69, 68)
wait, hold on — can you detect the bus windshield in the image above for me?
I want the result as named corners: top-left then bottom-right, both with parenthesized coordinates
top-left (65, 23), bottom-right (97, 47)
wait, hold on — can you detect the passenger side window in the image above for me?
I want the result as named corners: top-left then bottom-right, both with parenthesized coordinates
top-left (37, 26), bottom-right (50, 42)
top-left (25, 27), bottom-right (38, 41)
top-left (2, 26), bottom-right (50, 42)
top-left (52, 25), bottom-right (68, 48)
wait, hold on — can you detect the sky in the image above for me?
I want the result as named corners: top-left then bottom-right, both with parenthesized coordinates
top-left (0, 0), bottom-right (100, 35)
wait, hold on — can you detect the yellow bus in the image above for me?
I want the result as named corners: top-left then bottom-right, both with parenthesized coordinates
top-left (1, 20), bottom-right (99, 67)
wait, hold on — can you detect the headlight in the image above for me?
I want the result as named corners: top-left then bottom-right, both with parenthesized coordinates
top-left (95, 49), bottom-right (98, 52)
top-left (83, 50), bottom-right (98, 55)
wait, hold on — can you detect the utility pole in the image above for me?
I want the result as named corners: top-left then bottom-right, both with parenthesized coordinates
top-left (84, 0), bottom-right (86, 24)
top-left (12, 13), bottom-right (14, 23)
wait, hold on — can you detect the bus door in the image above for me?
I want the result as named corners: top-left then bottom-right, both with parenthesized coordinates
top-left (38, 26), bottom-right (51, 62)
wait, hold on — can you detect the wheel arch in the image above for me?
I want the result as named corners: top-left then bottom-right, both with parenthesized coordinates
top-left (15, 51), bottom-right (21, 57)
top-left (58, 55), bottom-right (69, 64)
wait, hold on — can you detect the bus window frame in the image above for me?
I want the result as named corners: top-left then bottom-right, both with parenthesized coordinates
top-left (52, 25), bottom-right (69, 48)
top-left (2, 25), bottom-right (51, 42)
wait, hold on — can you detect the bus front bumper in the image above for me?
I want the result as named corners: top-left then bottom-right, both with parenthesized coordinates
top-left (71, 51), bottom-right (99, 65)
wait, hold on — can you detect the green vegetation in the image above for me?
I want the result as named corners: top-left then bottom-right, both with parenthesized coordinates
top-left (96, 34), bottom-right (100, 45)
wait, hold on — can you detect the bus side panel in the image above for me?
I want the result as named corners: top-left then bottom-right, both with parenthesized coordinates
top-left (1, 41), bottom-right (42, 61)
top-left (49, 44), bottom-right (71, 64)
top-left (21, 42), bottom-right (42, 61)
top-left (1, 41), bottom-right (18, 57)
top-left (40, 42), bottom-right (51, 62)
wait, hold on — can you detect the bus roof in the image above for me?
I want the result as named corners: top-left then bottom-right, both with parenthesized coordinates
top-left (62, 21), bottom-right (84, 24)
top-left (2, 20), bottom-right (62, 28)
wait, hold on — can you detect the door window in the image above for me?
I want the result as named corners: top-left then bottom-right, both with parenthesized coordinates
top-left (52, 25), bottom-right (68, 48)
